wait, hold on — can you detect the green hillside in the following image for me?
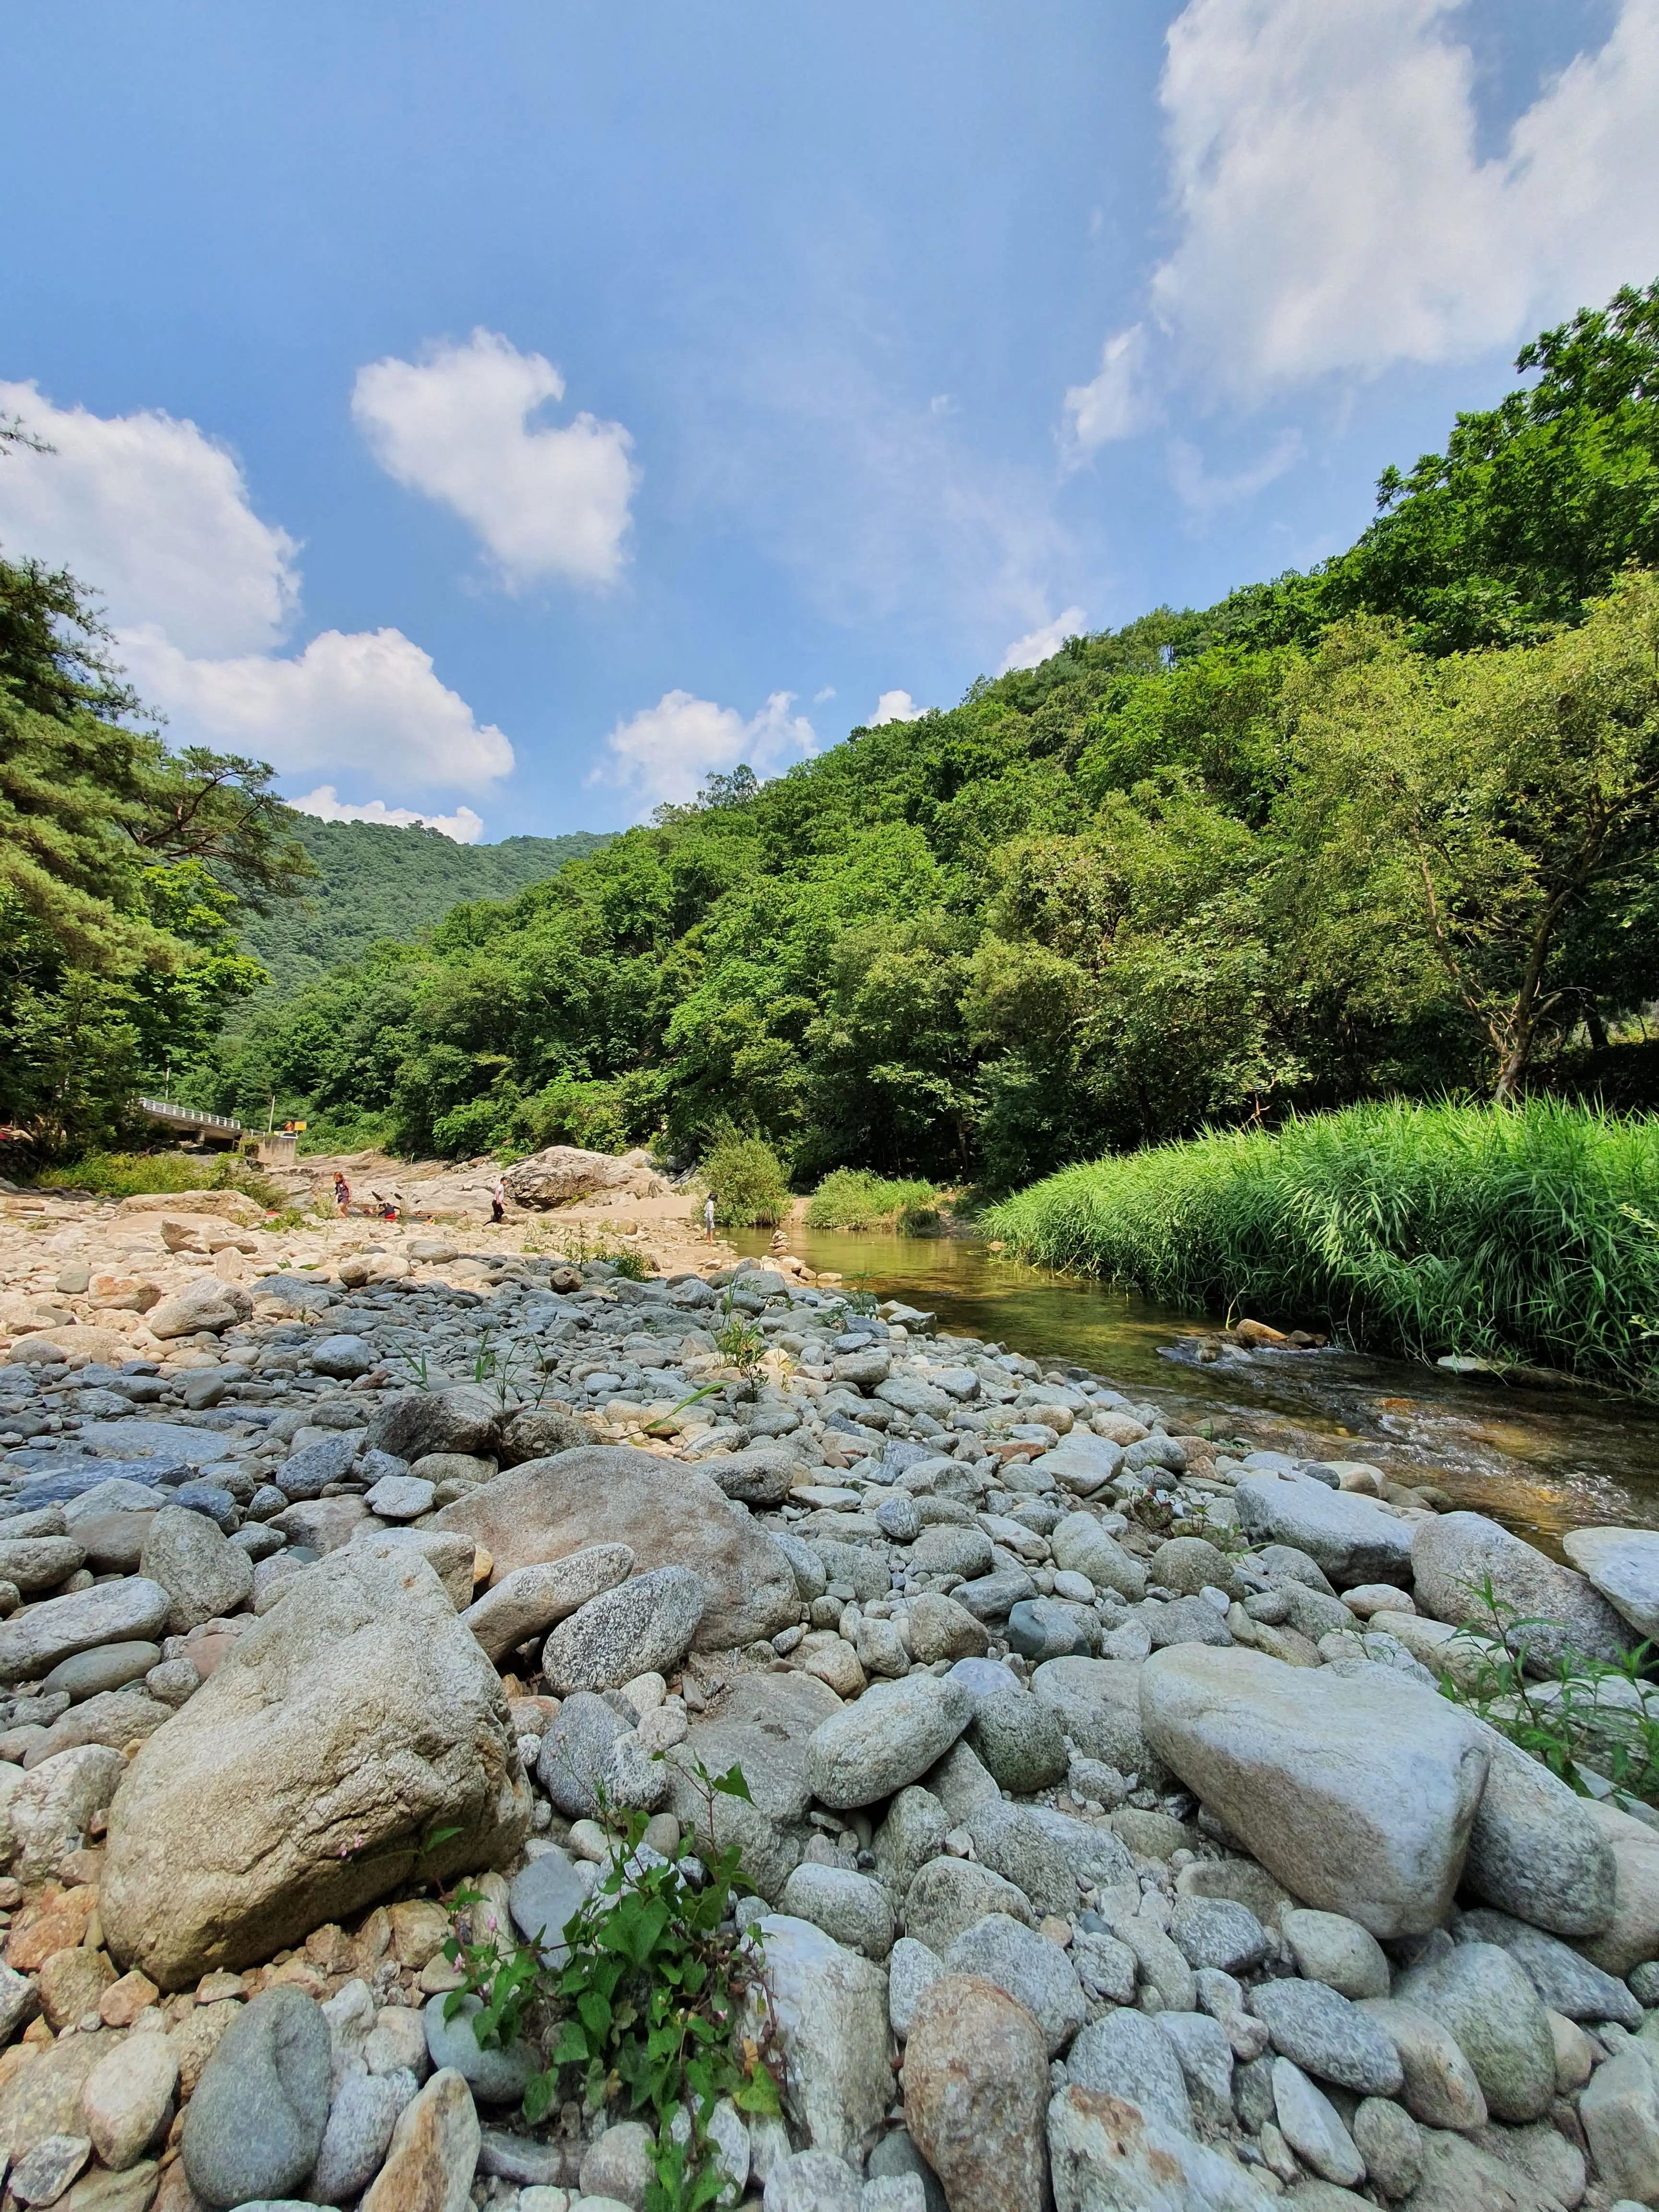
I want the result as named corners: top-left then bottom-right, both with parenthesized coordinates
top-left (237, 818), bottom-right (612, 996)
top-left (196, 281), bottom-right (1659, 1177)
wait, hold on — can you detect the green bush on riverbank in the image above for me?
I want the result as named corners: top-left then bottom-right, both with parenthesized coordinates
top-left (986, 1099), bottom-right (1659, 1394)
top-left (805, 1169), bottom-right (944, 1232)
top-left (34, 1151), bottom-right (287, 1206)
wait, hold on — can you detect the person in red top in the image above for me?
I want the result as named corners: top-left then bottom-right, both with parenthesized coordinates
top-left (334, 1172), bottom-right (350, 1215)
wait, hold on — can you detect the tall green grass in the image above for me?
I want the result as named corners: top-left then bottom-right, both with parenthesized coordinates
top-left (986, 1099), bottom-right (1659, 1394)
top-left (805, 1168), bottom-right (944, 1233)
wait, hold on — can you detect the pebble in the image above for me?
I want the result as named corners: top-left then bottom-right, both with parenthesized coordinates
top-left (805, 1675), bottom-right (973, 1808)
top-left (361, 2068), bottom-right (481, 2212)
top-left (81, 2033), bottom-right (178, 2170)
top-left (943, 1913), bottom-right (1085, 2056)
top-left (1271, 2057), bottom-right (1364, 2187)
top-left (507, 1847), bottom-right (588, 1964)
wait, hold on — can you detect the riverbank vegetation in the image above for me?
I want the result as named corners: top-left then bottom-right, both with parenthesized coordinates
top-left (805, 1169), bottom-right (945, 1232)
top-left (986, 1098), bottom-right (1659, 1394)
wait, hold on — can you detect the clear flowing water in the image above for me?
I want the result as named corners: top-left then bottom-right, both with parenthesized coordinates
top-left (733, 1226), bottom-right (1659, 1551)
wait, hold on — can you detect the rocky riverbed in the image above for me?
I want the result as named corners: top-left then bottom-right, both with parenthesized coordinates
top-left (0, 1179), bottom-right (1657, 2212)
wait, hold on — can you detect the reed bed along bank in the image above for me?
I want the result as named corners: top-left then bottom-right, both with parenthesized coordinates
top-left (985, 1099), bottom-right (1659, 1395)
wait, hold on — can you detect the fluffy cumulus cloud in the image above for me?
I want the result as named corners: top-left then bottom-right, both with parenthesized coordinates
top-left (870, 689), bottom-right (927, 725)
top-left (999, 608), bottom-right (1087, 674)
top-left (353, 329), bottom-right (638, 590)
top-left (0, 380), bottom-right (298, 656)
top-left (589, 689), bottom-right (817, 815)
top-left (1066, 0), bottom-right (1659, 448)
top-left (287, 786), bottom-right (486, 843)
top-left (0, 381), bottom-right (511, 804)
top-left (121, 627), bottom-right (512, 792)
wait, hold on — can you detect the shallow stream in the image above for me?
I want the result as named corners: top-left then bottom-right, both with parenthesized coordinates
top-left (733, 1226), bottom-right (1659, 1551)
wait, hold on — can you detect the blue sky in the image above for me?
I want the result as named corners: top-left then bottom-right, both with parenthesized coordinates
top-left (2, 0), bottom-right (1656, 839)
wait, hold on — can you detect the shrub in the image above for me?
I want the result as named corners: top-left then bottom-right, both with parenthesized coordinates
top-left (805, 1167), bottom-right (943, 1232)
top-left (35, 1150), bottom-right (287, 1208)
top-left (698, 1130), bottom-right (791, 1227)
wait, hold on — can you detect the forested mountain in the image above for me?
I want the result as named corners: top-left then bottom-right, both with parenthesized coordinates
top-left (6, 284), bottom-right (1658, 1178)
top-left (236, 818), bottom-right (612, 996)
top-left (191, 282), bottom-right (1659, 1182)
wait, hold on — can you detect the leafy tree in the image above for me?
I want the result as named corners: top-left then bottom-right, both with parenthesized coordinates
top-left (1223, 280), bottom-right (1659, 654)
top-left (1283, 576), bottom-right (1659, 1097)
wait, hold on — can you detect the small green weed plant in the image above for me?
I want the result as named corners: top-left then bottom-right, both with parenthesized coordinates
top-left (1436, 1574), bottom-right (1659, 1807)
top-left (442, 1763), bottom-right (780, 2212)
top-left (712, 1285), bottom-right (769, 1378)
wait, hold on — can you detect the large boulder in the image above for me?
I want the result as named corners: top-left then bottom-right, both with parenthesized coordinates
top-left (433, 1446), bottom-right (798, 1649)
top-left (502, 1145), bottom-right (662, 1209)
top-left (1140, 1645), bottom-right (1490, 1938)
top-left (100, 1545), bottom-right (529, 1987)
top-left (1410, 1512), bottom-right (1633, 1670)
top-left (1233, 1476), bottom-right (1413, 1590)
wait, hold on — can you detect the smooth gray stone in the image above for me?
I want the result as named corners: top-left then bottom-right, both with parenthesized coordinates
top-left (276, 1434), bottom-right (359, 1500)
top-left (1247, 1977), bottom-right (1405, 2096)
top-left (41, 1642), bottom-right (160, 1702)
top-left (76, 1421), bottom-right (229, 1465)
top-left (1455, 1906), bottom-right (1642, 2027)
top-left (508, 1847), bottom-right (587, 1964)
top-left (1168, 1896), bottom-right (1269, 1976)
top-left (422, 1993), bottom-right (537, 2101)
top-left (181, 1986), bottom-right (332, 2209)
top-left (944, 1912), bottom-right (1086, 2056)
top-left (0, 1578), bottom-right (171, 1685)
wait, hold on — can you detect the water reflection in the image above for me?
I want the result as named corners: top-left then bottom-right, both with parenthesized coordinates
top-left (732, 1226), bottom-right (1659, 1548)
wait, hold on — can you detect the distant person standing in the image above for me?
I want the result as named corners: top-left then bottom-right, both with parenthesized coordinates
top-left (703, 1192), bottom-right (716, 1241)
top-left (491, 1174), bottom-right (506, 1225)
top-left (334, 1172), bottom-right (350, 1215)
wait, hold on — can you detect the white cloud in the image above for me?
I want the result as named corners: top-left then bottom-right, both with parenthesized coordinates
top-left (588, 689), bottom-right (817, 816)
top-left (0, 380), bottom-right (298, 656)
top-left (813, 685), bottom-right (837, 704)
top-left (121, 626), bottom-right (511, 792)
top-left (288, 786), bottom-right (486, 843)
top-left (1068, 0), bottom-right (1659, 442)
top-left (0, 380), bottom-right (512, 804)
top-left (870, 690), bottom-right (927, 725)
top-left (353, 329), bottom-right (638, 590)
top-left (1168, 431), bottom-right (1304, 514)
top-left (999, 608), bottom-right (1087, 674)
top-left (1063, 328), bottom-right (1158, 457)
